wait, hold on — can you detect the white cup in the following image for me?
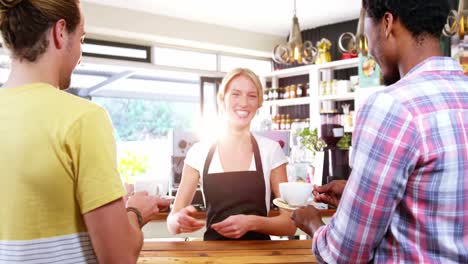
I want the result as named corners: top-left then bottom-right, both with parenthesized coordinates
top-left (134, 178), bottom-right (166, 197)
top-left (279, 182), bottom-right (313, 207)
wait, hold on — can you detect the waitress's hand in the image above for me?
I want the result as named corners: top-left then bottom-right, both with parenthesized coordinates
top-left (211, 215), bottom-right (252, 239)
top-left (170, 205), bottom-right (205, 234)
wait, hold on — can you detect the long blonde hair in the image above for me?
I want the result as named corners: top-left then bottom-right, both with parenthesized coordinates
top-left (217, 68), bottom-right (264, 109)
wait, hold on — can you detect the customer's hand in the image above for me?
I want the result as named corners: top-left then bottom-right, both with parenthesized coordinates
top-left (211, 215), bottom-right (252, 239)
top-left (126, 192), bottom-right (171, 225)
top-left (171, 205), bottom-right (205, 234)
top-left (291, 205), bottom-right (324, 237)
top-left (313, 180), bottom-right (347, 208)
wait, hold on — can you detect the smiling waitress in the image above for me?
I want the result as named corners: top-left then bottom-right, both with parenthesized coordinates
top-left (167, 68), bottom-right (296, 240)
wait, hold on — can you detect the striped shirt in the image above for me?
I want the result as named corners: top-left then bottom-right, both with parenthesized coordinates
top-left (0, 233), bottom-right (96, 263)
top-left (313, 57), bottom-right (468, 263)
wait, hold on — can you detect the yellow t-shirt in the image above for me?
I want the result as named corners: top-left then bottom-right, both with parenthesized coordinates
top-left (0, 83), bottom-right (125, 262)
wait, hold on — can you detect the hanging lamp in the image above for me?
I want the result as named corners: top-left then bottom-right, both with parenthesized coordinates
top-left (272, 0), bottom-right (317, 65)
top-left (338, 7), bottom-right (368, 56)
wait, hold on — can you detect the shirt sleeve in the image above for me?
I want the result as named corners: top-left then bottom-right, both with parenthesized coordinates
top-left (312, 92), bottom-right (420, 263)
top-left (184, 142), bottom-right (205, 173)
top-left (66, 107), bottom-right (126, 214)
top-left (269, 139), bottom-right (288, 170)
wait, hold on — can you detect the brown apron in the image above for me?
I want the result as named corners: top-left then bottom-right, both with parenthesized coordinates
top-left (202, 134), bottom-right (270, 241)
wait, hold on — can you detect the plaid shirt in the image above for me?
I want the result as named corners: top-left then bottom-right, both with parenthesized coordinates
top-left (313, 57), bottom-right (468, 263)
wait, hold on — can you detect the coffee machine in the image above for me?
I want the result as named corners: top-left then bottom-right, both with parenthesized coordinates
top-left (169, 130), bottom-right (205, 209)
top-left (319, 113), bottom-right (351, 185)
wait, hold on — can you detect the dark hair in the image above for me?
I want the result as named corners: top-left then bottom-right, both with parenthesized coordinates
top-left (0, 0), bottom-right (81, 62)
top-left (362, 0), bottom-right (450, 39)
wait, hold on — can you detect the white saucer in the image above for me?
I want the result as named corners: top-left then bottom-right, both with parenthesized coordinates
top-left (273, 198), bottom-right (304, 211)
top-left (273, 198), bottom-right (328, 211)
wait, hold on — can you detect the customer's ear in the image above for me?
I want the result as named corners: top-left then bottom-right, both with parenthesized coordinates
top-left (52, 19), bottom-right (67, 49)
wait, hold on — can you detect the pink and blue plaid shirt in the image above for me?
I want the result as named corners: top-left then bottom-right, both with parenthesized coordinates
top-left (313, 57), bottom-right (468, 263)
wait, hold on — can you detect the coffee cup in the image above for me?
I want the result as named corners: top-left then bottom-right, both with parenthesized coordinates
top-left (134, 178), bottom-right (167, 197)
top-left (279, 182), bottom-right (313, 207)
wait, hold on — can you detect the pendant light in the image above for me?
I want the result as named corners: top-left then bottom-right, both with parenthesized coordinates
top-left (443, 0), bottom-right (466, 40)
top-left (273, 0), bottom-right (317, 65)
top-left (338, 7), bottom-right (368, 56)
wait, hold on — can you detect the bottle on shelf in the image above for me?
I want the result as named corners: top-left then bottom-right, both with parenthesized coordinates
top-left (285, 114), bottom-right (292, 130)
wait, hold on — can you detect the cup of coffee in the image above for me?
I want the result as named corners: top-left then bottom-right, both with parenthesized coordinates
top-left (134, 177), bottom-right (167, 197)
top-left (279, 182), bottom-right (313, 207)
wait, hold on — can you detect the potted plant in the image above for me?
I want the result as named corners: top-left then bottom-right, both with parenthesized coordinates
top-left (297, 128), bottom-right (327, 183)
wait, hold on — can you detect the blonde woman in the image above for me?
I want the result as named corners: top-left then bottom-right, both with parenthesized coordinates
top-left (167, 68), bottom-right (296, 240)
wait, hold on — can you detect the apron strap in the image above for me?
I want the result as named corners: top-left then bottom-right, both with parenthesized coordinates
top-left (202, 134), bottom-right (264, 176)
top-left (251, 134), bottom-right (264, 176)
top-left (202, 142), bottom-right (217, 179)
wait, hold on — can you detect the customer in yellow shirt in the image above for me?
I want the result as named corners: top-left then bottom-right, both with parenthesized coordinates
top-left (0, 1), bottom-right (170, 263)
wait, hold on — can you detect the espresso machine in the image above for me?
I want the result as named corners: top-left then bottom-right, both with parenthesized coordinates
top-left (168, 130), bottom-right (205, 209)
top-left (319, 113), bottom-right (351, 185)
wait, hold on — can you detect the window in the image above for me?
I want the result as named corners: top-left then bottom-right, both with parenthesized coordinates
top-left (82, 39), bottom-right (151, 63)
top-left (93, 95), bottom-right (200, 186)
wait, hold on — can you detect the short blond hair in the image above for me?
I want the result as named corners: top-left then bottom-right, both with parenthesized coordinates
top-left (217, 68), bottom-right (263, 109)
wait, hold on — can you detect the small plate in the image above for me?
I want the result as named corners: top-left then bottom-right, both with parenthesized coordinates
top-left (273, 198), bottom-right (304, 211)
top-left (273, 198), bottom-right (328, 211)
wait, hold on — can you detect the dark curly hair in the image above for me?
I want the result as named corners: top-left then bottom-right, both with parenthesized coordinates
top-left (0, 0), bottom-right (81, 62)
top-left (362, 0), bottom-right (450, 39)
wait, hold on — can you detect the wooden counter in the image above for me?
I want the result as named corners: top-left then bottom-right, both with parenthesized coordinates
top-left (138, 239), bottom-right (317, 263)
top-left (152, 209), bottom-right (336, 221)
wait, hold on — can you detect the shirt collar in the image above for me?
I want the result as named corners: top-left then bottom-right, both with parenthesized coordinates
top-left (403, 56), bottom-right (463, 80)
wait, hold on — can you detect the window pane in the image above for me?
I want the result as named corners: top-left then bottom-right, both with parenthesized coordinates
top-left (153, 47), bottom-right (217, 71)
top-left (220, 55), bottom-right (272, 75)
top-left (83, 43), bottom-right (148, 60)
top-left (93, 97), bottom-right (200, 186)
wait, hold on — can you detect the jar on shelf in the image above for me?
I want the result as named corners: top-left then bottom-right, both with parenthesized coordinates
top-left (284, 86), bottom-right (290, 99)
top-left (290, 84), bottom-right (297, 98)
top-left (268, 88), bottom-right (276, 101)
top-left (263, 88), bottom-right (270, 101)
top-left (306, 82), bottom-right (310, 97)
top-left (326, 81), bottom-right (333, 95)
top-left (298, 84), bottom-right (307, 97)
top-left (278, 87), bottom-right (285, 100)
top-left (273, 114), bottom-right (280, 130)
top-left (320, 81), bottom-right (327, 95)
top-left (285, 114), bottom-right (292, 130)
top-left (280, 114), bottom-right (286, 130)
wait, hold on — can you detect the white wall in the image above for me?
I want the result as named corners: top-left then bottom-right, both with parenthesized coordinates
top-left (82, 2), bottom-right (283, 58)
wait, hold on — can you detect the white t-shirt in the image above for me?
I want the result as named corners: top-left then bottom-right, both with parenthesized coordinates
top-left (184, 134), bottom-right (288, 212)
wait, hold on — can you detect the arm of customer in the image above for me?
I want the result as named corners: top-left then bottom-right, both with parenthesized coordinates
top-left (211, 164), bottom-right (297, 238)
top-left (167, 164), bottom-right (206, 234)
top-left (310, 93), bottom-right (420, 263)
top-left (292, 180), bottom-right (347, 236)
top-left (84, 193), bottom-right (170, 264)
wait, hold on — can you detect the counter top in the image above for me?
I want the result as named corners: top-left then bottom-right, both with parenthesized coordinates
top-left (138, 239), bottom-right (317, 263)
top-left (152, 209), bottom-right (336, 221)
